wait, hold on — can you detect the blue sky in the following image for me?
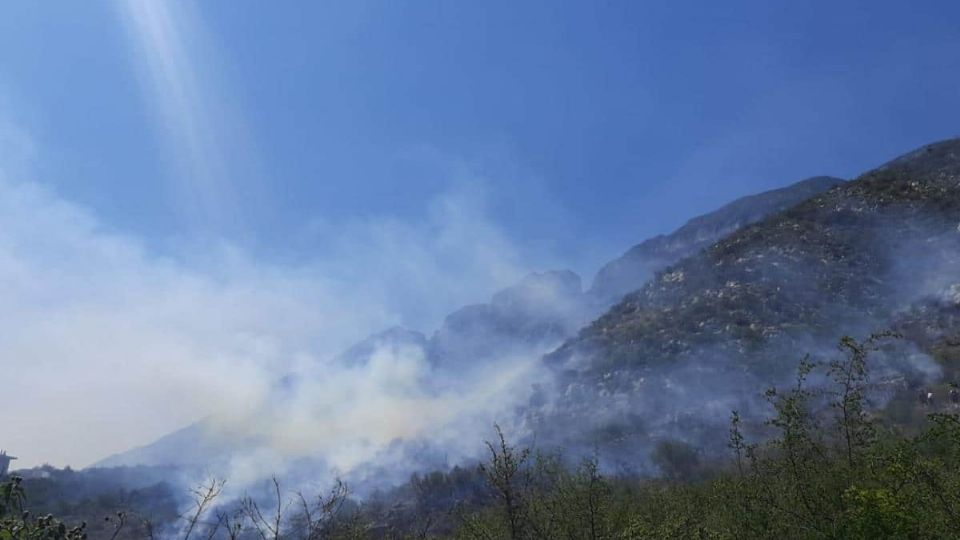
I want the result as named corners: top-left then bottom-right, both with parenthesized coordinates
top-left (2, 1), bottom-right (960, 467)
top-left (4, 1), bottom-right (960, 270)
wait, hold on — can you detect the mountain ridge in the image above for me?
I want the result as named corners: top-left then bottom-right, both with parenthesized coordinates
top-left (90, 171), bottom-right (858, 469)
top-left (588, 176), bottom-right (845, 304)
top-left (93, 140), bottom-right (960, 475)
top-left (535, 138), bottom-right (960, 457)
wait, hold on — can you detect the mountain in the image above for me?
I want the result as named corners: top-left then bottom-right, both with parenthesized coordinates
top-left (588, 176), bottom-right (845, 304)
top-left (92, 270), bottom-right (588, 470)
top-left (537, 139), bottom-right (960, 459)
top-left (95, 421), bottom-right (226, 469)
top-left (94, 190), bottom-right (830, 471)
top-left (338, 326), bottom-right (428, 368)
top-left (91, 173), bottom-right (846, 471)
top-left (558, 140), bottom-right (960, 372)
top-left (95, 141), bottom-right (960, 477)
top-left (428, 270), bottom-right (586, 369)
top-left (422, 176), bottom-right (849, 375)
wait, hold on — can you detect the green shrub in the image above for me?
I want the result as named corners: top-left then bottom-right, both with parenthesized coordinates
top-left (0, 476), bottom-right (87, 540)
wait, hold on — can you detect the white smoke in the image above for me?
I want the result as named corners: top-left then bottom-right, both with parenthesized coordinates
top-left (0, 161), bottom-right (547, 472)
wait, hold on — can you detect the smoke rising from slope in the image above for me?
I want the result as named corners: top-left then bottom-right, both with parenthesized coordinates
top-left (0, 160), bottom-right (557, 472)
top-left (535, 164), bottom-right (960, 469)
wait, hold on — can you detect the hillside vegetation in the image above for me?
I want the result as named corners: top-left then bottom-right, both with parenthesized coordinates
top-left (9, 140), bottom-right (960, 539)
top-left (8, 336), bottom-right (960, 539)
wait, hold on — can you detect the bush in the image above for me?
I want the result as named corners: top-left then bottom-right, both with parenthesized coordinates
top-left (0, 476), bottom-right (87, 539)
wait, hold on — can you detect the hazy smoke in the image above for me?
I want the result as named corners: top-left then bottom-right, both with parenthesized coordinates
top-left (0, 161), bottom-right (550, 472)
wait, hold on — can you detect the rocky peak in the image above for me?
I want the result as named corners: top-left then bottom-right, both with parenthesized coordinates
top-left (429, 270), bottom-right (586, 367)
top-left (337, 326), bottom-right (428, 367)
top-left (491, 270), bottom-right (583, 315)
top-left (588, 176), bottom-right (845, 305)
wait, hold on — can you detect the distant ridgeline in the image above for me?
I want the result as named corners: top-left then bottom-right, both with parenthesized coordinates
top-left (98, 140), bottom-right (960, 480)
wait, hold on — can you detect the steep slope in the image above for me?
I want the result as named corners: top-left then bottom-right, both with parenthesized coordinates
top-left (429, 270), bottom-right (586, 369)
top-left (338, 326), bottom-right (428, 367)
top-left (91, 174), bottom-right (847, 471)
top-left (95, 422), bottom-right (218, 469)
top-left (589, 176), bottom-right (845, 304)
top-left (539, 139), bottom-right (960, 459)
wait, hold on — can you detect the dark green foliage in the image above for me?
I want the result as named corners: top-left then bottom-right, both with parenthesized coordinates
top-left (9, 467), bottom-right (178, 540)
top-left (0, 476), bottom-right (88, 539)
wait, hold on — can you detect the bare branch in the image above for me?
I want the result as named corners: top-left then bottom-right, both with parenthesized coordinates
top-left (182, 477), bottom-right (226, 540)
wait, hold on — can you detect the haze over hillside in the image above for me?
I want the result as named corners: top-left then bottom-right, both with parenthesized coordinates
top-left (85, 139), bottom-right (960, 500)
top-left (6, 1), bottom-right (960, 478)
top-left (5, 3), bottom-right (960, 537)
top-left (540, 139), bottom-right (960, 460)
top-left (92, 172), bottom-right (844, 479)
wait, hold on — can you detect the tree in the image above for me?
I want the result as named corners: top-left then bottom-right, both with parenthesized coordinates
top-left (471, 424), bottom-right (531, 540)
